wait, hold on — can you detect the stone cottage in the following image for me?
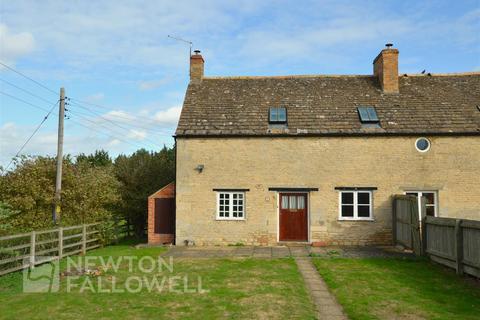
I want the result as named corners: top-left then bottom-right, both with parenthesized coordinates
top-left (167, 45), bottom-right (480, 246)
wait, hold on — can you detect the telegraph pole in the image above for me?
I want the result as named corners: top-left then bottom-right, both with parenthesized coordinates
top-left (53, 87), bottom-right (65, 224)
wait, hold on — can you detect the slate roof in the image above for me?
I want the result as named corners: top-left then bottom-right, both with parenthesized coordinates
top-left (175, 73), bottom-right (480, 136)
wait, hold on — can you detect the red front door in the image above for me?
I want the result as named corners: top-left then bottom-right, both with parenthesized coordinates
top-left (279, 193), bottom-right (308, 241)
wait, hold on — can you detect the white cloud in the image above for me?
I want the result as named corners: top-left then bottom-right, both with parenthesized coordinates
top-left (0, 24), bottom-right (35, 66)
top-left (102, 110), bottom-right (136, 123)
top-left (153, 106), bottom-right (182, 125)
top-left (127, 129), bottom-right (147, 140)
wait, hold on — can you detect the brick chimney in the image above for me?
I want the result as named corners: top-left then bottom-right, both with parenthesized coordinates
top-left (190, 50), bottom-right (204, 81)
top-left (373, 44), bottom-right (399, 93)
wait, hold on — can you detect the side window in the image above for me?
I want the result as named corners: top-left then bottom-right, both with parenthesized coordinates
top-left (339, 191), bottom-right (373, 220)
top-left (405, 191), bottom-right (438, 218)
top-left (217, 192), bottom-right (245, 220)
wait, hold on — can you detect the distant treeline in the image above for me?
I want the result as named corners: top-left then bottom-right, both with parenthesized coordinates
top-left (0, 147), bottom-right (175, 237)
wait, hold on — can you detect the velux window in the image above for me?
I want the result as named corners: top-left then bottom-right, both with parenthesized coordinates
top-left (217, 192), bottom-right (245, 220)
top-left (357, 106), bottom-right (379, 123)
top-left (269, 107), bottom-right (287, 124)
top-left (339, 191), bottom-right (373, 220)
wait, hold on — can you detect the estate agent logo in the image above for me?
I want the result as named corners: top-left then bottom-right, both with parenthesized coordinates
top-left (23, 257), bottom-right (60, 293)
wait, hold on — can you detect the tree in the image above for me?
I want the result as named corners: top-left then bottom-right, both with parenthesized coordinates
top-left (76, 149), bottom-right (112, 167)
top-left (0, 202), bottom-right (19, 234)
top-left (0, 155), bottom-right (119, 233)
top-left (114, 147), bottom-right (174, 237)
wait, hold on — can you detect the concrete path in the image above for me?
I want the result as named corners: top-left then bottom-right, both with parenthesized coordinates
top-left (295, 257), bottom-right (348, 320)
top-left (163, 245), bottom-right (311, 258)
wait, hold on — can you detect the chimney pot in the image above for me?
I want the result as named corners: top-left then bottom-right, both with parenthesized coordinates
top-left (373, 45), bottom-right (399, 93)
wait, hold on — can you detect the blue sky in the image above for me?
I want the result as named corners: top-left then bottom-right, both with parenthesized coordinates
top-left (1, 0), bottom-right (479, 167)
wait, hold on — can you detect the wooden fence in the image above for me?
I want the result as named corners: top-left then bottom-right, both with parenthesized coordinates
top-left (392, 195), bottom-right (424, 255)
top-left (0, 223), bottom-right (101, 276)
top-left (422, 216), bottom-right (480, 278)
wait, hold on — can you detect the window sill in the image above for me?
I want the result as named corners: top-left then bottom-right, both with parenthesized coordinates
top-left (338, 218), bottom-right (375, 222)
top-left (215, 218), bottom-right (246, 221)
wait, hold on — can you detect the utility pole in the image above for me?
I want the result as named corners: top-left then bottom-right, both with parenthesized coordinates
top-left (53, 87), bottom-right (65, 224)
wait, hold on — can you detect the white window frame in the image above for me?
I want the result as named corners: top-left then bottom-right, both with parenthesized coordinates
top-left (216, 192), bottom-right (246, 220)
top-left (415, 137), bottom-right (431, 153)
top-left (338, 191), bottom-right (373, 221)
top-left (404, 190), bottom-right (438, 219)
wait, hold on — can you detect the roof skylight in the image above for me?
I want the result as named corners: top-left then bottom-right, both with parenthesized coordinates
top-left (269, 107), bottom-right (287, 124)
top-left (357, 106), bottom-right (379, 123)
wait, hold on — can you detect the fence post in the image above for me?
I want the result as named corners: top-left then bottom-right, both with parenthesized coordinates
top-left (29, 231), bottom-right (36, 268)
top-left (392, 197), bottom-right (397, 246)
top-left (455, 219), bottom-right (464, 275)
top-left (421, 217), bottom-right (427, 256)
top-left (82, 224), bottom-right (87, 255)
top-left (58, 227), bottom-right (63, 259)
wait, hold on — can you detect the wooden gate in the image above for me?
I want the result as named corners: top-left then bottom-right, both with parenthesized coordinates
top-left (392, 195), bottom-right (424, 255)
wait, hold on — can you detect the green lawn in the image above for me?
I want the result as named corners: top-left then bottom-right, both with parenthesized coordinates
top-left (0, 242), bottom-right (316, 319)
top-left (313, 257), bottom-right (480, 320)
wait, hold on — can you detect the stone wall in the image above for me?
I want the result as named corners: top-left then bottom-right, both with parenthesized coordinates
top-left (175, 136), bottom-right (480, 246)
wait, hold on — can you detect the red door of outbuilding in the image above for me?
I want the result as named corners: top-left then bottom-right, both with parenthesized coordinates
top-left (154, 198), bottom-right (175, 234)
top-left (279, 193), bottom-right (308, 241)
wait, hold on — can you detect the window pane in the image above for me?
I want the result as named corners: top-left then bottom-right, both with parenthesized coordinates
top-left (358, 205), bottom-right (370, 217)
top-left (358, 107), bottom-right (370, 121)
top-left (358, 192), bottom-right (370, 205)
top-left (289, 196), bottom-right (296, 209)
top-left (426, 206), bottom-right (435, 217)
top-left (366, 107), bottom-right (379, 121)
top-left (416, 138), bottom-right (430, 151)
top-left (277, 108), bottom-right (286, 122)
top-left (270, 108), bottom-right (278, 122)
top-left (341, 205), bottom-right (354, 217)
top-left (406, 192), bottom-right (418, 197)
top-left (341, 192), bottom-right (354, 204)
top-left (423, 193), bottom-right (435, 204)
top-left (297, 196), bottom-right (305, 209)
top-left (281, 196), bottom-right (288, 209)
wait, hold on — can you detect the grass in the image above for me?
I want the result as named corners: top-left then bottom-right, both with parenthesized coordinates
top-left (313, 257), bottom-right (480, 320)
top-left (0, 240), bottom-right (316, 319)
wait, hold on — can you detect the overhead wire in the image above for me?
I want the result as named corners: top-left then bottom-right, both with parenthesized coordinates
top-left (0, 91), bottom-right (162, 151)
top-left (2, 100), bottom-right (59, 172)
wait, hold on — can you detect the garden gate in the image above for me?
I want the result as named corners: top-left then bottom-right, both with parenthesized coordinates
top-left (392, 195), bottom-right (425, 255)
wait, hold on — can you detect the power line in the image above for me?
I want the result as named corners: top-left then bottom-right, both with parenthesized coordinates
top-left (1, 79), bottom-right (173, 136)
top-left (0, 90), bottom-right (52, 113)
top-left (0, 78), bottom-right (57, 105)
top-left (68, 97), bottom-right (170, 125)
top-left (67, 113), bottom-right (158, 150)
top-left (0, 91), bottom-right (163, 151)
top-left (3, 100), bottom-right (59, 172)
top-left (0, 62), bottom-right (176, 136)
top-left (67, 109), bottom-right (165, 149)
top-left (0, 61), bottom-right (58, 95)
top-left (68, 100), bottom-right (173, 136)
